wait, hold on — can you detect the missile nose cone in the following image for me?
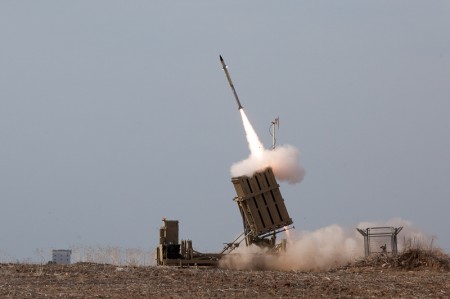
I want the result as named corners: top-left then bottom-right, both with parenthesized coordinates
top-left (220, 55), bottom-right (224, 62)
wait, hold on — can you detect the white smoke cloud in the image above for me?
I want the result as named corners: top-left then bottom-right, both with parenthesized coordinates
top-left (233, 109), bottom-right (305, 184)
top-left (220, 218), bottom-right (432, 271)
top-left (230, 144), bottom-right (305, 184)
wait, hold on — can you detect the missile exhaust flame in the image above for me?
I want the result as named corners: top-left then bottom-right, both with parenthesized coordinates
top-left (233, 109), bottom-right (305, 184)
top-left (284, 226), bottom-right (293, 244)
top-left (240, 109), bottom-right (264, 158)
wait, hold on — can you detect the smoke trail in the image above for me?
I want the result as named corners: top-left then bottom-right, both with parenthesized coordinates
top-left (232, 109), bottom-right (305, 184)
top-left (220, 218), bottom-right (431, 271)
top-left (239, 109), bottom-right (264, 158)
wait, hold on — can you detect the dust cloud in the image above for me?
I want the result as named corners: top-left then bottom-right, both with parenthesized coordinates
top-left (220, 218), bottom-right (431, 271)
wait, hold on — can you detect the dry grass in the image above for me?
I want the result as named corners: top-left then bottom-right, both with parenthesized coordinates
top-left (353, 247), bottom-right (450, 271)
top-left (398, 248), bottom-right (449, 270)
top-left (1, 252), bottom-right (449, 299)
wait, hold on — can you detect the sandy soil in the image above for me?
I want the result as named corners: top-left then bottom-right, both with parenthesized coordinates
top-left (1, 262), bottom-right (449, 298)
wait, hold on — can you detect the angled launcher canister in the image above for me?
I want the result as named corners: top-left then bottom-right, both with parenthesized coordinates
top-left (231, 167), bottom-right (293, 246)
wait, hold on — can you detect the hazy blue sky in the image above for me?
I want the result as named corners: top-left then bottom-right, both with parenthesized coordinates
top-left (1, 1), bottom-right (449, 260)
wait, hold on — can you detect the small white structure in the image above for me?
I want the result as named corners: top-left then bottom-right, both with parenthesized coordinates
top-left (52, 249), bottom-right (72, 264)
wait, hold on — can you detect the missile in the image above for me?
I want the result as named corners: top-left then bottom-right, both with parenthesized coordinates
top-left (220, 55), bottom-right (243, 110)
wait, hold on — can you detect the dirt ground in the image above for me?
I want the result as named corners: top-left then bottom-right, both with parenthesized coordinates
top-left (1, 262), bottom-right (449, 298)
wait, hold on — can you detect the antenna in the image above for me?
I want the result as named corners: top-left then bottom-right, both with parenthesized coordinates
top-left (270, 117), bottom-right (279, 150)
